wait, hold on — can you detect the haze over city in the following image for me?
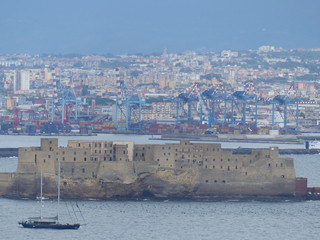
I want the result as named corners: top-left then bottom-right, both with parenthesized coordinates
top-left (1, 0), bottom-right (319, 54)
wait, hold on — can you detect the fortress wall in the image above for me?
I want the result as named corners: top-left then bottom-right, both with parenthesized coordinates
top-left (0, 173), bottom-right (15, 195)
top-left (17, 148), bottom-right (56, 175)
top-left (1, 138), bottom-right (300, 199)
top-left (97, 161), bottom-right (137, 184)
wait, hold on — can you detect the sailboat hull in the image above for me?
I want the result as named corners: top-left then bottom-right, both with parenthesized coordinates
top-left (19, 221), bottom-right (80, 229)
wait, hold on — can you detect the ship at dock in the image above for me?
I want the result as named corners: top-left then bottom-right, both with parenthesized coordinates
top-left (0, 138), bottom-right (309, 200)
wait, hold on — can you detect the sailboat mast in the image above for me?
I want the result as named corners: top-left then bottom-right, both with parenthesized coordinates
top-left (40, 166), bottom-right (43, 219)
top-left (57, 158), bottom-right (61, 221)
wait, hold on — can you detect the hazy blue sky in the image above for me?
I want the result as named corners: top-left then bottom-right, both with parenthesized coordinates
top-left (0, 0), bottom-right (319, 54)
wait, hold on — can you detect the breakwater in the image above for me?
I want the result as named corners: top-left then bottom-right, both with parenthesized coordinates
top-left (227, 148), bottom-right (320, 155)
top-left (0, 148), bottom-right (18, 157)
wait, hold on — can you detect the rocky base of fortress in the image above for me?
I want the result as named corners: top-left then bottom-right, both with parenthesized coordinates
top-left (2, 174), bottom-right (304, 201)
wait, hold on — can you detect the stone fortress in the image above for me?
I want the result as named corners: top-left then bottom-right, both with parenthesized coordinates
top-left (0, 138), bottom-right (307, 200)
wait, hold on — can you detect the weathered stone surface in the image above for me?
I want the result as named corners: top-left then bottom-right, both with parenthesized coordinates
top-left (0, 138), bottom-right (304, 200)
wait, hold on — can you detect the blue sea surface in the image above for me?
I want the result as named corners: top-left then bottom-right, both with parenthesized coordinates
top-left (1, 198), bottom-right (320, 240)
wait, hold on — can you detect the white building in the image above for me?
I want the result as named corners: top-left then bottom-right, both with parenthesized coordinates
top-left (14, 70), bottom-right (30, 91)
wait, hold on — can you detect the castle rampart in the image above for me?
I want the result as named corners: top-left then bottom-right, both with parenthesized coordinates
top-left (0, 138), bottom-right (304, 200)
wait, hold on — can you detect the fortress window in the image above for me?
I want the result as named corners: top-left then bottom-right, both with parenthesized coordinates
top-left (74, 152), bottom-right (76, 155)
top-left (268, 163), bottom-right (271, 167)
top-left (62, 157), bottom-right (65, 161)
top-left (205, 165), bottom-right (207, 168)
top-left (214, 180), bottom-right (217, 183)
top-left (136, 153), bottom-right (138, 157)
top-left (94, 157), bottom-right (97, 161)
top-left (105, 150), bottom-right (107, 154)
top-left (78, 143), bottom-right (80, 147)
top-left (95, 143), bottom-right (97, 147)
top-left (205, 180), bottom-right (209, 183)
top-left (245, 172), bottom-right (247, 175)
top-left (60, 168), bottom-right (63, 173)
top-left (176, 149), bottom-right (178, 152)
top-left (72, 168), bottom-right (75, 173)
top-left (82, 168), bottom-right (85, 173)
top-left (89, 144), bottom-right (91, 147)
top-left (235, 165), bottom-right (238, 169)
top-left (43, 159), bottom-right (46, 163)
top-left (227, 166), bottom-right (230, 171)
top-left (250, 160), bottom-right (252, 163)
top-left (143, 147), bottom-right (145, 150)
top-left (205, 158), bottom-right (208, 161)
top-left (213, 166), bottom-right (215, 168)
top-left (175, 153), bottom-right (178, 156)
top-left (48, 155), bottom-right (51, 158)
top-left (110, 144), bottom-right (112, 147)
top-left (181, 166), bottom-right (183, 169)
top-left (104, 157), bottom-right (106, 161)
top-left (74, 157), bottom-right (76, 161)
top-left (222, 180), bottom-right (226, 183)
top-left (105, 144), bottom-right (107, 148)
top-left (56, 152), bottom-right (58, 155)
top-left (110, 150), bottom-right (112, 154)
top-left (168, 147), bottom-right (171, 150)
top-left (220, 166), bottom-right (223, 169)
top-left (109, 157), bottom-right (112, 161)
top-left (142, 153), bottom-right (144, 157)
top-left (157, 159), bottom-right (160, 161)
top-left (281, 175), bottom-right (285, 178)
top-left (49, 141), bottom-right (52, 144)
top-left (213, 159), bottom-right (215, 162)
top-left (212, 148), bottom-right (215, 151)
top-left (164, 153), bottom-right (166, 155)
top-left (84, 157), bottom-right (87, 161)
top-left (162, 147), bottom-right (164, 150)
top-left (235, 159), bottom-right (238, 162)
top-left (228, 159), bottom-right (230, 162)
top-left (50, 147), bottom-right (52, 151)
top-left (220, 159), bottom-right (223, 162)
top-left (281, 163), bottom-right (283, 167)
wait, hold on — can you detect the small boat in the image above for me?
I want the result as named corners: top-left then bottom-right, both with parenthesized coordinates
top-left (19, 159), bottom-right (80, 230)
